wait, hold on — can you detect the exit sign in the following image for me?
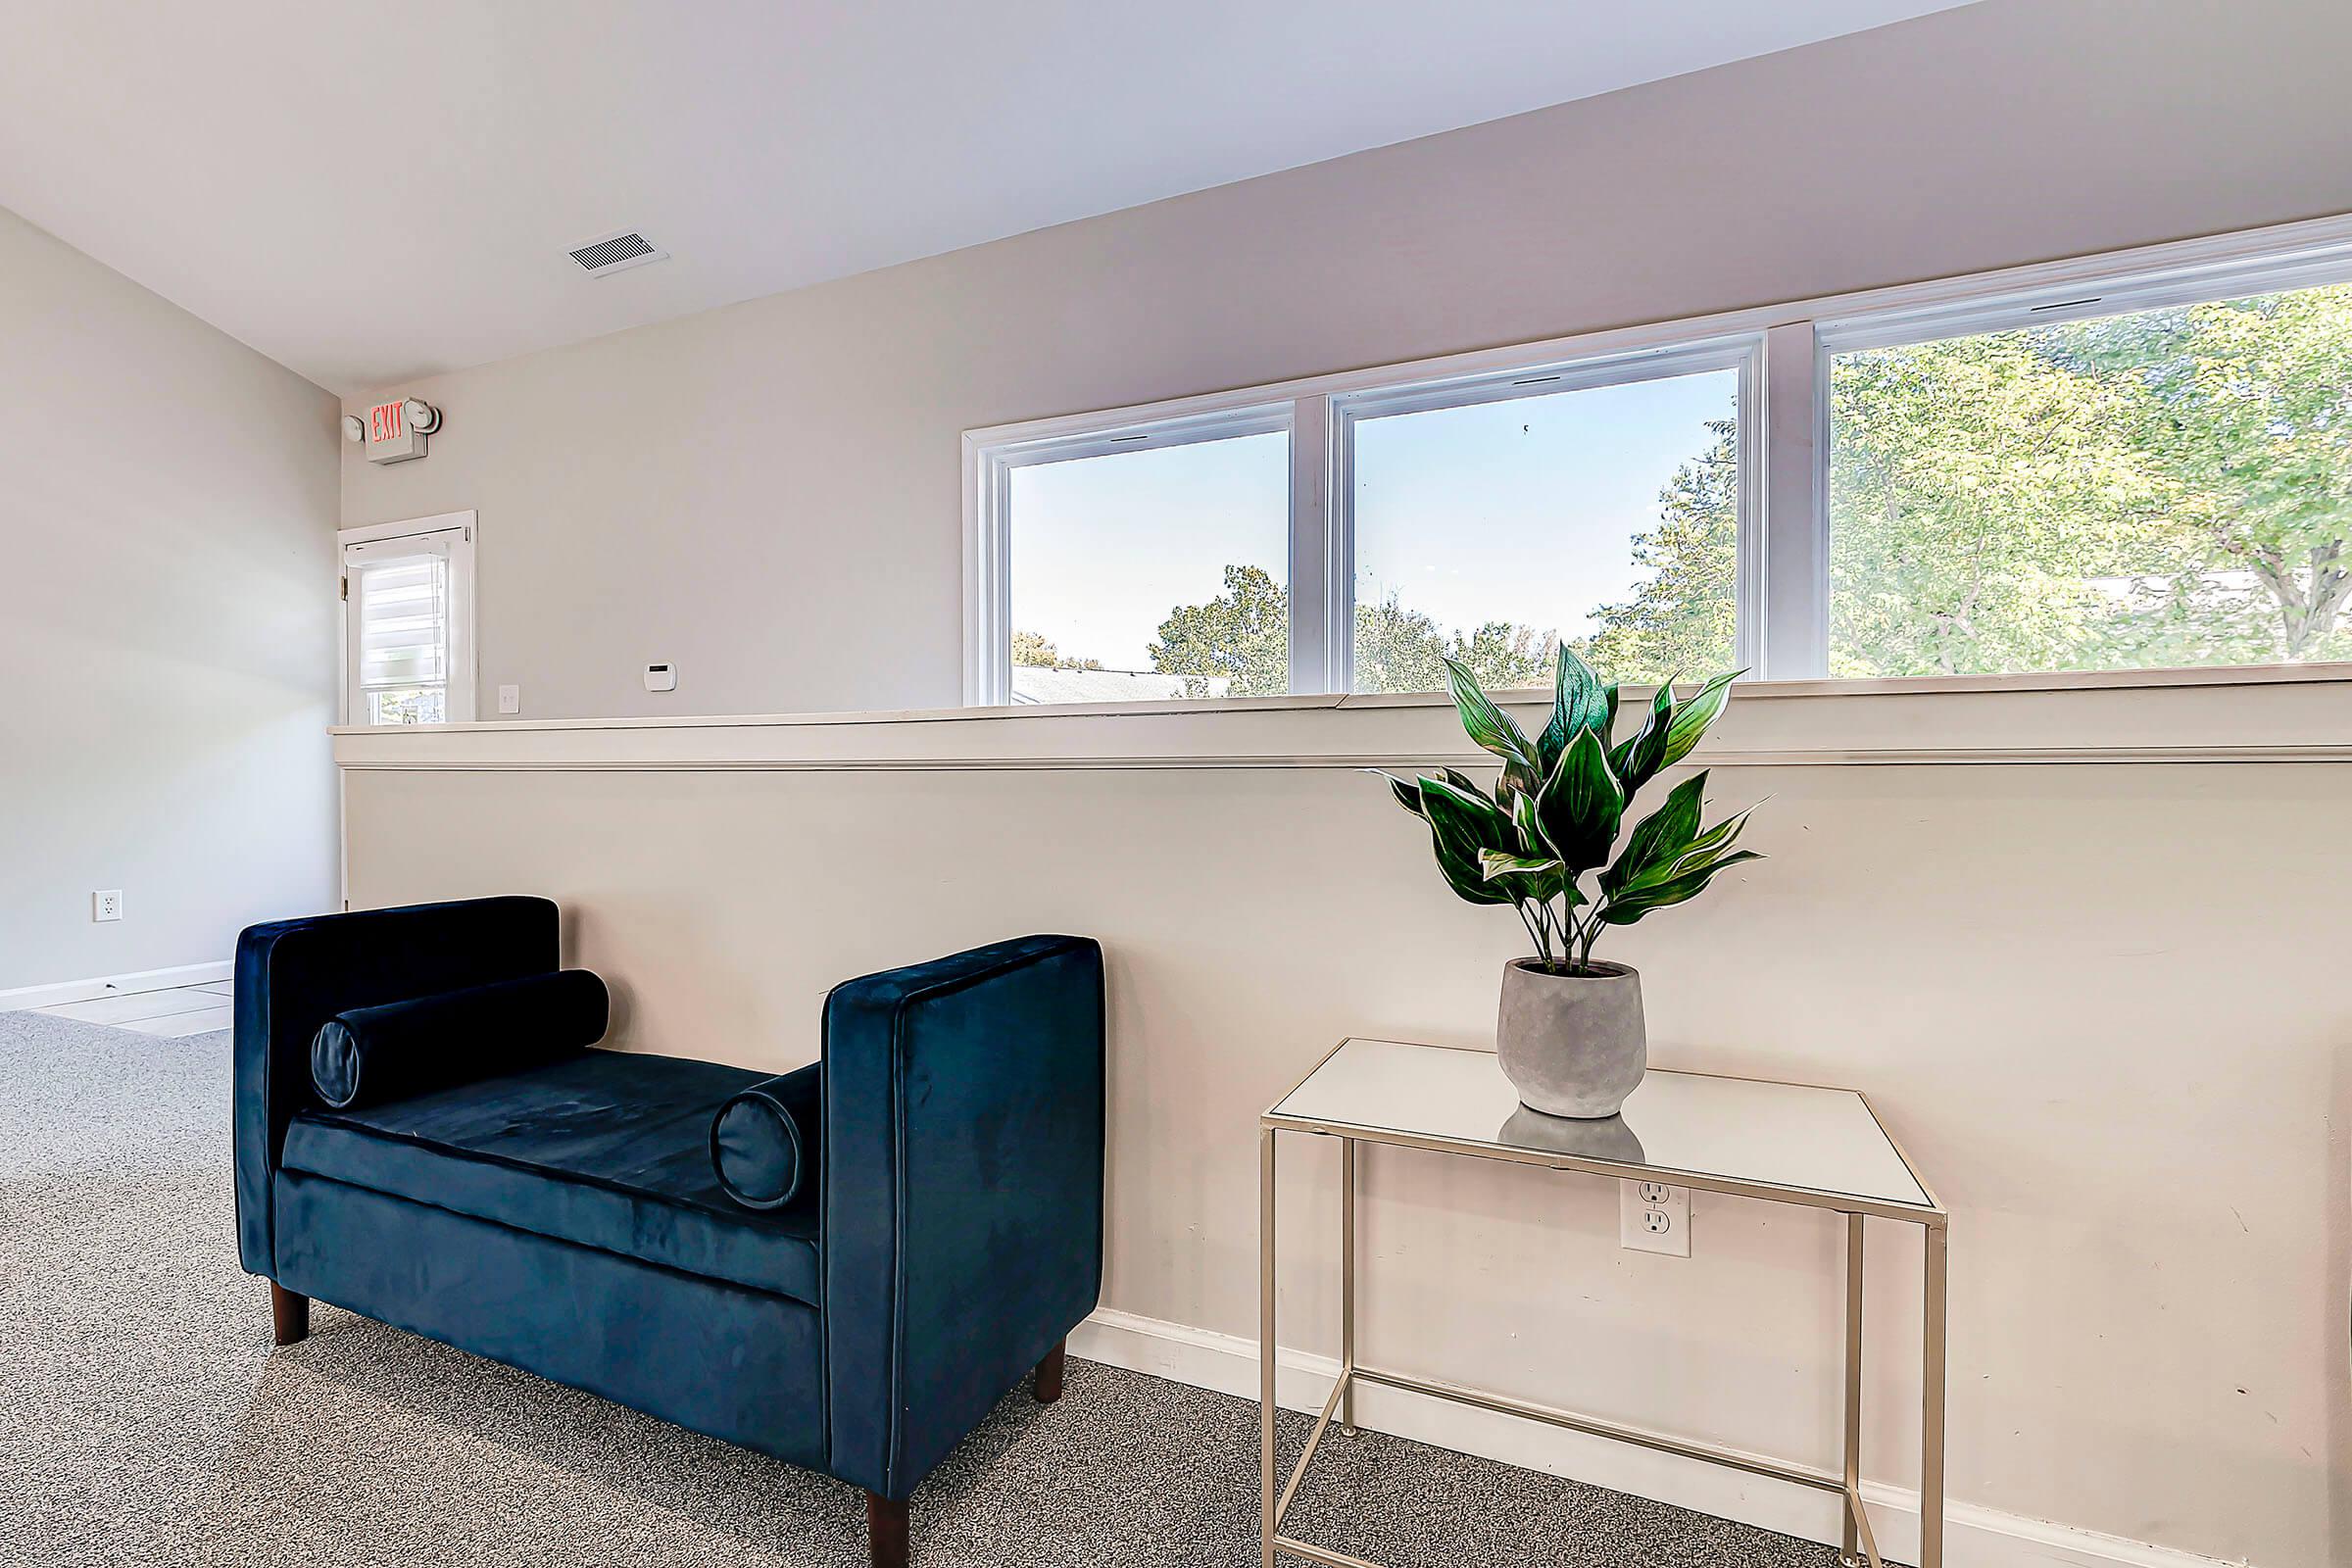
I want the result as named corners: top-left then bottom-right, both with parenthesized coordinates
top-left (366, 398), bottom-right (429, 464)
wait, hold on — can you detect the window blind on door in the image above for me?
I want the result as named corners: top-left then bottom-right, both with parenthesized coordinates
top-left (345, 529), bottom-right (457, 724)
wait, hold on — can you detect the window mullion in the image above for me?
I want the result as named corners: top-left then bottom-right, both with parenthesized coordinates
top-left (1287, 394), bottom-right (1337, 695)
top-left (1760, 319), bottom-right (1828, 679)
top-left (961, 446), bottom-right (1006, 706)
top-left (1325, 398), bottom-right (1355, 694)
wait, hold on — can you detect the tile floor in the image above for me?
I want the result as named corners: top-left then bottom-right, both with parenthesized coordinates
top-left (34, 979), bottom-right (231, 1036)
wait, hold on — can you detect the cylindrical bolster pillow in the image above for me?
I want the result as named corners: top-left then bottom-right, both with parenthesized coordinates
top-left (310, 969), bottom-right (609, 1110)
top-left (710, 1062), bottom-right (821, 1210)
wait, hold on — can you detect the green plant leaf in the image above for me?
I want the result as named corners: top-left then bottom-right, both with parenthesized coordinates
top-left (1442, 658), bottom-right (1538, 793)
top-left (1507, 787), bottom-right (1550, 857)
top-left (1374, 771), bottom-right (1427, 816)
top-left (1600, 769), bottom-right (1707, 899)
top-left (1418, 774), bottom-right (1511, 839)
top-left (1534, 726), bottom-right (1624, 874)
top-left (1479, 850), bottom-right (1564, 881)
top-left (1485, 796), bottom-right (1569, 902)
top-left (1596, 850), bottom-right (1763, 925)
top-left (1615, 809), bottom-right (1754, 898)
top-left (1491, 773), bottom-right (1525, 819)
top-left (1535, 644), bottom-right (1608, 771)
top-left (1509, 789), bottom-right (1579, 905)
top-left (1660, 669), bottom-right (1743, 768)
top-left (1611, 678), bottom-right (1679, 796)
top-left (1448, 764), bottom-right (1528, 830)
top-left (1666, 808), bottom-right (1752, 873)
top-left (1417, 775), bottom-right (1518, 906)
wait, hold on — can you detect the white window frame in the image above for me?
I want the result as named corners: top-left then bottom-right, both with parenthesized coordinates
top-left (965, 211), bottom-right (2352, 709)
top-left (1327, 336), bottom-right (1763, 691)
top-left (964, 405), bottom-right (1294, 707)
top-left (1810, 229), bottom-right (2352, 682)
top-left (963, 334), bottom-right (1763, 706)
top-left (339, 511), bottom-right (478, 726)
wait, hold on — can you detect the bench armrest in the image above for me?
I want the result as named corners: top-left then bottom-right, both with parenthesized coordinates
top-left (819, 934), bottom-right (1105, 1500)
top-left (232, 897), bottom-right (561, 1276)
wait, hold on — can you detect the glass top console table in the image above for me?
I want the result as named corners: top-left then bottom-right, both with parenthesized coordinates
top-left (1259, 1038), bottom-right (1947, 1568)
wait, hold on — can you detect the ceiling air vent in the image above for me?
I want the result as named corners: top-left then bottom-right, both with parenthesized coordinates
top-left (567, 229), bottom-right (668, 278)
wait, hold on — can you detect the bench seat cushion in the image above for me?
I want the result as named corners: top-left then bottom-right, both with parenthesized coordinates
top-left (280, 1049), bottom-right (819, 1304)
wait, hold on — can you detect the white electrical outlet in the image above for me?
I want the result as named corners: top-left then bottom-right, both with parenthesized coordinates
top-left (1620, 1179), bottom-right (1690, 1257)
top-left (92, 890), bottom-right (122, 922)
top-left (497, 684), bottom-right (520, 714)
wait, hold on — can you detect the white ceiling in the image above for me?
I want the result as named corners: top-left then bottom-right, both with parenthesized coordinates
top-left (0, 1), bottom-right (1973, 394)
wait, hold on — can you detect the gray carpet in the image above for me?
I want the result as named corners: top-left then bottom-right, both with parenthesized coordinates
top-left (0, 1007), bottom-right (1848, 1567)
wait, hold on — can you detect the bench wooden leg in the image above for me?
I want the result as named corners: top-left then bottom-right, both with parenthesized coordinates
top-left (1033, 1338), bottom-right (1065, 1404)
top-left (865, 1492), bottom-right (907, 1568)
top-left (270, 1282), bottom-right (309, 1347)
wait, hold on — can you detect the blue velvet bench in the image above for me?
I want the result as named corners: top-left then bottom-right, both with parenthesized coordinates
top-left (233, 897), bottom-right (1104, 1568)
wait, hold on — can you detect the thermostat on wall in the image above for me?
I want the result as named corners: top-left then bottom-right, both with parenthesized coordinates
top-left (644, 663), bottom-right (676, 693)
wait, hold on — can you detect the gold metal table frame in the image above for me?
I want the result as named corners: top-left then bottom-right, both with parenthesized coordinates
top-left (1258, 1039), bottom-right (1948, 1568)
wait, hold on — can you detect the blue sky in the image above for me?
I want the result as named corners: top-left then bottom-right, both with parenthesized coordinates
top-left (1009, 368), bottom-right (1736, 675)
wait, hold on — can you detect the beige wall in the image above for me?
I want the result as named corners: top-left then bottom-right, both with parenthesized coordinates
top-left (331, 1), bottom-right (2352, 1561)
top-left (341, 0), bottom-right (2352, 721)
top-left (2, 207), bottom-right (339, 992)
top-left (337, 703), bottom-right (2351, 1567)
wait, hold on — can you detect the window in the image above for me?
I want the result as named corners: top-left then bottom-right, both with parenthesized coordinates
top-left (1342, 358), bottom-right (1743, 691)
top-left (1000, 414), bottom-right (1290, 705)
top-left (341, 514), bottom-right (475, 725)
top-left (968, 214), bottom-right (2352, 703)
top-left (967, 344), bottom-right (1757, 705)
top-left (1826, 278), bottom-right (2352, 677)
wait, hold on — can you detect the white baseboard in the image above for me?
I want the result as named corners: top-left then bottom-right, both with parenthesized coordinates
top-left (1069, 1306), bottom-right (2248, 1568)
top-left (0, 958), bottom-right (231, 1014)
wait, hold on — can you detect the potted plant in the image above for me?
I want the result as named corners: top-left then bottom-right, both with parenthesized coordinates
top-left (1379, 649), bottom-right (1759, 1118)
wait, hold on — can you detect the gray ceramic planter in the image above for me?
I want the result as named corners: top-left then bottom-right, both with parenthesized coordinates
top-left (1494, 958), bottom-right (1646, 1118)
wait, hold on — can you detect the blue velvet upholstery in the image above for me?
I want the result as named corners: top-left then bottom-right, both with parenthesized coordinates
top-left (274, 1170), bottom-right (826, 1468)
top-left (283, 1050), bottom-right (821, 1302)
top-left (235, 897), bottom-right (561, 1276)
top-left (820, 934), bottom-right (1106, 1500)
top-left (236, 901), bottom-right (1105, 1516)
top-left (311, 968), bottom-right (609, 1108)
top-left (711, 1063), bottom-right (821, 1210)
